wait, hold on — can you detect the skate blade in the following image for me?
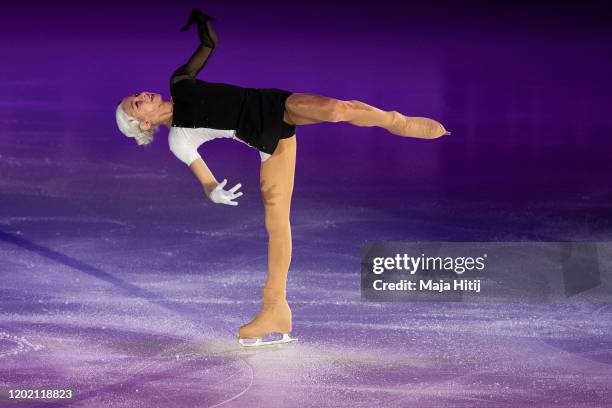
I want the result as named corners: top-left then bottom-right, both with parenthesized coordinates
top-left (238, 333), bottom-right (298, 348)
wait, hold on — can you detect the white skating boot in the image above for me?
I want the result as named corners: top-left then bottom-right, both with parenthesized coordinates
top-left (238, 289), bottom-right (297, 347)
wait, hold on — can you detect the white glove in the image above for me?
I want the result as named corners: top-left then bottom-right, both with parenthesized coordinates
top-left (208, 179), bottom-right (243, 206)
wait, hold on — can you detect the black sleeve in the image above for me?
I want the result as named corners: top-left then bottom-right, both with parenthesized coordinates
top-left (170, 9), bottom-right (219, 86)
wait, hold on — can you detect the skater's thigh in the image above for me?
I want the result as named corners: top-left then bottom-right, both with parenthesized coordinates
top-left (285, 93), bottom-right (344, 123)
top-left (287, 92), bottom-right (338, 108)
top-left (260, 136), bottom-right (296, 220)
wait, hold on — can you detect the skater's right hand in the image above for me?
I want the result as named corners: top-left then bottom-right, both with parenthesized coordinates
top-left (208, 179), bottom-right (243, 206)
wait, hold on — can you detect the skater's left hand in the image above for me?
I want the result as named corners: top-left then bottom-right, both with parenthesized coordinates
top-left (208, 179), bottom-right (243, 206)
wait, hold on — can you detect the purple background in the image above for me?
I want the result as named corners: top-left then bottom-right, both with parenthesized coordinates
top-left (1, 1), bottom-right (612, 406)
top-left (3, 0), bottom-right (611, 210)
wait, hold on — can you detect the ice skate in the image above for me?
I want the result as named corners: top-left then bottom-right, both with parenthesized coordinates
top-left (238, 295), bottom-right (297, 347)
top-left (387, 111), bottom-right (450, 139)
top-left (238, 333), bottom-right (297, 347)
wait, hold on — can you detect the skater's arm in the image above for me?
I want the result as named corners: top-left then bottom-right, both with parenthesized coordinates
top-left (189, 158), bottom-right (218, 196)
top-left (170, 9), bottom-right (218, 85)
top-left (191, 160), bottom-right (243, 206)
top-left (167, 133), bottom-right (217, 193)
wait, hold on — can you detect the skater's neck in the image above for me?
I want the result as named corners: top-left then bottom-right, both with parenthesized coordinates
top-left (156, 101), bottom-right (174, 129)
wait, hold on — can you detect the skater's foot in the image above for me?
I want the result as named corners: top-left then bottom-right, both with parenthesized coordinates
top-left (388, 111), bottom-right (448, 139)
top-left (239, 296), bottom-right (292, 340)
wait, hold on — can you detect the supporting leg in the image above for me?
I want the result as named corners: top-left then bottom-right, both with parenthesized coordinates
top-left (238, 136), bottom-right (297, 341)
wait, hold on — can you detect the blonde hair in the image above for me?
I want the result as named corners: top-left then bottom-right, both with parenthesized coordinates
top-left (115, 103), bottom-right (158, 146)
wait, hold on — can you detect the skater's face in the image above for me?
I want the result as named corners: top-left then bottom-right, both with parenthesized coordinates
top-left (121, 91), bottom-right (165, 130)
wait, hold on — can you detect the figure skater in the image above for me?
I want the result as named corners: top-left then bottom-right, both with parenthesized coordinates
top-left (115, 8), bottom-right (450, 347)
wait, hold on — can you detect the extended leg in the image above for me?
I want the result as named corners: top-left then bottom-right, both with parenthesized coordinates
top-left (284, 92), bottom-right (449, 139)
top-left (238, 136), bottom-right (297, 342)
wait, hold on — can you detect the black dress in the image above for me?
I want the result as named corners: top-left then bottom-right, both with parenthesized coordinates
top-left (169, 17), bottom-right (296, 156)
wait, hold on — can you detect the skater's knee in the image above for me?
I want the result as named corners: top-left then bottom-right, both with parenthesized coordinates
top-left (328, 99), bottom-right (350, 122)
top-left (263, 203), bottom-right (291, 233)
